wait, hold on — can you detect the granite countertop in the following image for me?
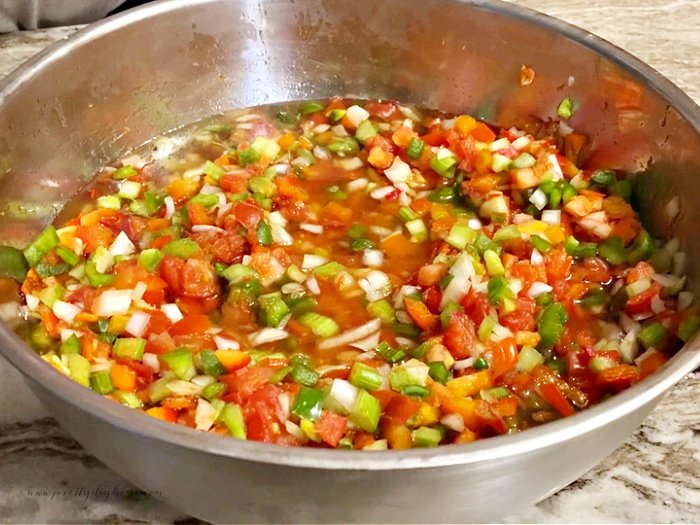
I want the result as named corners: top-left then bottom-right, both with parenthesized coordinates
top-left (1, 1), bottom-right (699, 523)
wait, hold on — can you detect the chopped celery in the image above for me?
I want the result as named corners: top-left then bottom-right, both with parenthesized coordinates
top-left (202, 381), bottom-right (227, 401)
top-left (515, 345), bottom-right (544, 372)
top-left (85, 260), bottom-right (115, 287)
top-left (327, 138), bottom-right (360, 156)
top-left (314, 261), bottom-right (346, 278)
top-left (557, 96), bottom-right (577, 119)
top-left (349, 362), bottom-right (383, 391)
top-left (637, 322), bottom-right (666, 348)
top-left (487, 275), bottom-right (513, 304)
top-left (377, 341), bottom-right (406, 363)
top-left (237, 147), bottom-right (260, 166)
top-left (530, 235), bottom-right (552, 254)
top-left (401, 384), bottom-right (430, 397)
top-left (256, 221), bottom-right (273, 246)
top-left (428, 186), bottom-right (458, 203)
top-left (115, 390), bottom-right (143, 409)
top-left (189, 193), bottom-right (219, 207)
top-left (113, 165), bottom-right (137, 180)
top-left (446, 223), bottom-right (477, 250)
top-left (113, 338), bottom-right (146, 360)
top-left (55, 245), bottom-right (80, 266)
top-left (405, 218), bottom-right (428, 243)
top-left (67, 353), bottom-right (91, 387)
top-left (483, 249), bottom-right (505, 276)
top-left (366, 299), bottom-right (395, 323)
top-left (161, 348), bottom-right (196, 380)
top-left (412, 426), bottom-right (442, 447)
top-left (430, 154), bottom-right (457, 178)
top-left (38, 283), bottom-right (65, 308)
top-left (428, 361), bottom-right (450, 384)
top-left (349, 389), bottom-right (381, 432)
top-left (678, 315), bottom-right (700, 343)
top-left (222, 263), bottom-right (259, 284)
top-left (90, 370), bottom-right (114, 394)
top-left (60, 334), bottom-right (81, 356)
top-left (222, 403), bottom-right (247, 439)
top-left (298, 312), bottom-right (339, 338)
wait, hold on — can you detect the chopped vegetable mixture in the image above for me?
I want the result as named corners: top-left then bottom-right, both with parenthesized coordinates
top-left (5, 98), bottom-right (698, 449)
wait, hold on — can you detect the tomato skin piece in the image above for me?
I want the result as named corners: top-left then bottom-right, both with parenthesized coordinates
top-left (443, 310), bottom-right (476, 359)
top-left (490, 337), bottom-right (518, 379)
top-left (597, 364), bottom-right (640, 389)
top-left (168, 314), bottom-right (212, 336)
top-left (315, 411), bottom-right (348, 448)
top-left (539, 382), bottom-right (575, 417)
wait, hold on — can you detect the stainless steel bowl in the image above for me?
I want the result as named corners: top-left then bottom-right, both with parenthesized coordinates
top-left (1, 0), bottom-right (699, 522)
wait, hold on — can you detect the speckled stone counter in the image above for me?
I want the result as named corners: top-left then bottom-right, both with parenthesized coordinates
top-left (1, 2), bottom-right (699, 523)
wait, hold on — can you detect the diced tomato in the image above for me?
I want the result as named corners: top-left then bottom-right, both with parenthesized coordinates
top-left (545, 247), bottom-right (573, 283)
top-left (243, 384), bottom-right (282, 443)
top-left (160, 256), bottom-right (220, 299)
top-left (187, 202), bottom-right (215, 226)
top-left (215, 349), bottom-right (251, 372)
top-left (74, 224), bottom-right (114, 254)
top-left (469, 123), bottom-right (496, 143)
top-left (364, 101), bottom-right (401, 121)
top-left (219, 173), bottom-right (250, 194)
top-left (443, 310), bottom-right (476, 359)
top-left (228, 201), bottom-right (264, 232)
top-left (168, 314), bottom-right (212, 336)
top-left (625, 282), bottom-right (661, 316)
top-left (499, 297), bottom-right (536, 332)
top-left (142, 309), bottom-right (171, 337)
top-left (422, 286), bottom-right (442, 314)
top-left (190, 229), bottom-right (248, 264)
top-left (638, 351), bottom-right (669, 379)
top-left (626, 261), bottom-right (655, 285)
top-left (461, 288), bottom-right (490, 327)
top-left (221, 366), bottom-right (276, 404)
top-left (315, 411), bottom-right (348, 447)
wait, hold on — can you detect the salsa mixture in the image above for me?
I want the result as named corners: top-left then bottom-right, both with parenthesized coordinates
top-left (4, 98), bottom-right (698, 449)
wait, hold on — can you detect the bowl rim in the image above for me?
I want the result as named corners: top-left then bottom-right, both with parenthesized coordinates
top-left (1, 0), bottom-right (700, 471)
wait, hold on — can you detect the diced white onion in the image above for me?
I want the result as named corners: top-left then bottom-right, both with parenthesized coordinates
top-left (248, 328), bottom-right (289, 346)
top-left (318, 319), bottom-right (382, 351)
top-left (183, 167), bottom-right (204, 178)
top-left (214, 334), bottom-right (240, 350)
top-left (619, 312), bottom-right (641, 334)
top-left (285, 421), bottom-right (309, 443)
top-left (53, 300), bottom-right (81, 324)
top-left (235, 113), bottom-right (261, 122)
top-left (199, 183), bottom-right (221, 195)
top-left (306, 276), bottom-right (321, 295)
top-left (60, 328), bottom-right (81, 342)
top-left (370, 186), bottom-right (395, 200)
top-left (548, 153), bottom-right (564, 181)
top-left (346, 177), bottom-right (368, 191)
top-left (195, 399), bottom-right (218, 431)
top-left (453, 357), bottom-right (475, 370)
top-left (650, 296), bottom-right (666, 314)
top-left (125, 311), bottom-right (151, 337)
top-left (530, 248), bottom-right (544, 266)
top-left (528, 188), bottom-right (548, 210)
top-left (362, 249), bottom-right (384, 267)
top-left (620, 330), bottom-right (640, 363)
top-left (25, 293), bottom-right (40, 311)
top-left (511, 136), bottom-right (531, 150)
top-left (164, 196), bottom-right (175, 219)
top-left (527, 281), bottom-right (552, 297)
top-left (120, 153), bottom-right (145, 168)
top-left (440, 413), bottom-right (466, 432)
top-left (331, 124), bottom-right (348, 137)
top-left (278, 392), bottom-right (291, 421)
top-left (490, 323), bottom-right (513, 342)
top-left (142, 352), bottom-right (160, 373)
top-left (191, 375), bottom-right (215, 387)
top-left (271, 224), bottom-right (293, 246)
top-left (299, 223), bottom-right (324, 234)
top-left (93, 248), bottom-right (114, 274)
top-left (166, 380), bottom-right (203, 396)
top-left (349, 331), bottom-right (381, 351)
top-left (132, 281), bottom-right (147, 302)
top-left (92, 290), bottom-right (132, 317)
top-left (338, 157), bottom-right (364, 171)
top-left (384, 157), bottom-right (411, 184)
top-left (160, 303), bottom-right (183, 323)
top-left (109, 231), bottom-right (135, 257)
top-left (467, 218), bottom-right (482, 231)
top-left (665, 196), bottom-right (680, 222)
top-left (302, 254), bottom-right (328, 270)
top-left (313, 123), bottom-right (331, 134)
top-left (673, 251), bottom-right (686, 276)
top-left (191, 225), bottom-right (226, 233)
top-left (679, 291), bottom-right (694, 311)
top-left (346, 105), bottom-right (370, 127)
top-left (329, 379), bottom-right (359, 414)
top-left (665, 237), bottom-right (680, 255)
top-left (541, 210), bottom-right (561, 225)
top-left (358, 271), bottom-right (392, 302)
top-left (281, 282), bottom-right (306, 296)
